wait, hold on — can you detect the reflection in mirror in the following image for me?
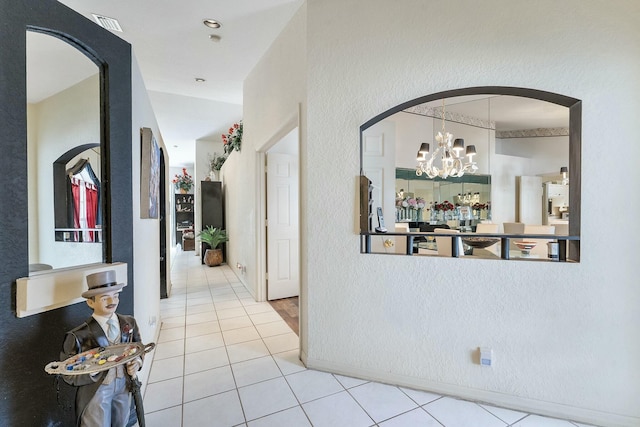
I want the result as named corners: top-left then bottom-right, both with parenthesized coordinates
top-left (361, 92), bottom-right (575, 259)
top-left (27, 30), bottom-right (103, 272)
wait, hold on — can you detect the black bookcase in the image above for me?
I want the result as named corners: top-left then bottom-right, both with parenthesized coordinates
top-left (201, 181), bottom-right (224, 262)
top-left (174, 193), bottom-right (194, 245)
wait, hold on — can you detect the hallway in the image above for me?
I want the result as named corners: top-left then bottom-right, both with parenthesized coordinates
top-left (142, 249), bottom-right (593, 427)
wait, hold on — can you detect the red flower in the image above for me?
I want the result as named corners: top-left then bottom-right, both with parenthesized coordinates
top-left (229, 127), bottom-right (234, 133)
top-left (233, 123), bottom-right (239, 129)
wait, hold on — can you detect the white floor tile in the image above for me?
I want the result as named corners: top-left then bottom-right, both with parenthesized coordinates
top-left (183, 389), bottom-right (245, 427)
top-left (183, 365), bottom-right (236, 402)
top-left (399, 387), bottom-right (442, 406)
top-left (349, 381), bottom-right (418, 423)
top-left (160, 315), bottom-right (185, 330)
top-left (263, 332), bottom-right (299, 354)
top-left (480, 403), bottom-right (528, 424)
top-left (158, 326), bottom-right (185, 343)
top-left (214, 299), bottom-right (243, 310)
top-left (153, 339), bottom-right (184, 360)
top-left (232, 356), bottom-right (282, 387)
top-left (286, 369), bottom-right (344, 403)
top-left (185, 320), bottom-right (221, 338)
top-left (272, 349), bottom-right (306, 375)
top-left (302, 391), bottom-right (374, 427)
top-left (143, 377), bottom-right (183, 413)
top-left (185, 303), bottom-right (216, 315)
top-left (185, 310), bottom-right (218, 325)
top-left (333, 374), bottom-right (368, 389)
top-left (379, 407), bottom-right (441, 427)
top-left (185, 332), bottom-right (225, 353)
top-left (424, 397), bottom-right (507, 427)
top-left (143, 405), bottom-right (182, 427)
top-left (217, 307), bottom-right (249, 320)
top-left (161, 307), bottom-right (186, 318)
top-left (512, 414), bottom-right (579, 426)
top-left (223, 326), bottom-right (262, 346)
top-left (186, 296), bottom-right (214, 306)
top-left (227, 339), bottom-right (271, 364)
top-left (255, 321), bottom-right (294, 338)
top-left (238, 377), bottom-right (299, 421)
top-left (148, 355), bottom-right (184, 383)
top-left (249, 311), bottom-right (283, 325)
top-left (247, 406), bottom-right (312, 427)
top-left (243, 303), bottom-right (274, 315)
top-left (219, 315), bottom-right (255, 331)
top-left (184, 346), bottom-right (229, 375)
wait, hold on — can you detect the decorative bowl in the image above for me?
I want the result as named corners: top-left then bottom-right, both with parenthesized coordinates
top-left (514, 240), bottom-right (537, 255)
top-left (461, 237), bottom-right (500, 249)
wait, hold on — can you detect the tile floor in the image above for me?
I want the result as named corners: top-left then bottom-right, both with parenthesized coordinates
top-left (143, 249), bottom-right (597, 427)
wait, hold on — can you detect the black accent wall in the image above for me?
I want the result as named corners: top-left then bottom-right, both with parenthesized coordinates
top-left (0, 1), bottom-right (133, 424)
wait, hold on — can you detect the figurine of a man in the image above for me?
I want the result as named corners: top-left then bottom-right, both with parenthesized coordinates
top-left (61, 270), bottom-right (143, 427)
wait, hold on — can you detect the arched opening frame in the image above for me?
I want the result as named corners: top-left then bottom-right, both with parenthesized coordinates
top-left (359, 86), bottom-right (581, 262)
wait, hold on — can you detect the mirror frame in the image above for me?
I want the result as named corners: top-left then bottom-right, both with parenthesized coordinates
top-left (360, 86), bottom-right (581, 261)
top-left (1, 8), bottom-right (134, 290)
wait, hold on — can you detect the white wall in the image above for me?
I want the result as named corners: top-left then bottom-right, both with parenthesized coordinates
top-left (29, 74), bottom-right (102, 268)
top-left (296, 1), bottom-right (639, 426)
top-left (235, 2), bottom-right (307, 303)
top-left (130, 54), bottom-right (165, 382)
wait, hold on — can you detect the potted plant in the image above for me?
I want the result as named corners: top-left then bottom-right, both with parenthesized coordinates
top-left (197, 226), bottom-right (228, 267)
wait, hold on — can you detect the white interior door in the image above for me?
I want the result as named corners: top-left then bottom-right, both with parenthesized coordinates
top-left (266, 152), bottom-right (299, 300)
top-left (362, 120), bottom-right (395, 252)
top-left (517, 176), bottom-right (543, 224)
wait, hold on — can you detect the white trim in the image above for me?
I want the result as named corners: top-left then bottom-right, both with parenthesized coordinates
top-left (305, 356), bottom-right (638, 427)
top-left (16, 262), bottom-right (127, 318)
top-left (255, 108), bottom-right (301, 304)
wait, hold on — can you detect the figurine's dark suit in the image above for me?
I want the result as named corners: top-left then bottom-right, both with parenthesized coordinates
top-left (61, 314), bottom-right (141, 427)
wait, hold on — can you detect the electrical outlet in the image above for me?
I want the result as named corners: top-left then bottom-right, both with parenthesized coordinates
top-left (479, 347), bottom-right (493, 367)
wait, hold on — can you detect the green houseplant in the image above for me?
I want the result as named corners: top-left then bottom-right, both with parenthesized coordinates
top-left (197, 226), bottom-right (228, 266)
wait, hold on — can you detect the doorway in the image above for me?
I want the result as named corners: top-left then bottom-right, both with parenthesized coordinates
top-left (265, 128), bottom-right (300, 301)
top-left (159, 147), bottom-right (168, 298)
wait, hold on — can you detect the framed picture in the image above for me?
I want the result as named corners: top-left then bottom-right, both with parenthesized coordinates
top-left (140, 127), bottom-right (160, 218)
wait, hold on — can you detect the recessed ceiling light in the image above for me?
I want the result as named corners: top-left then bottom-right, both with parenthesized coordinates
top-left (195, 78), bottom-right (206, 83)
top-left (203, 19), bottom-right (221, 29)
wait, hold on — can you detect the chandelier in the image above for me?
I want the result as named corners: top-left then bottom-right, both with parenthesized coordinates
top-left (416, 100), bottom-right (478, 179)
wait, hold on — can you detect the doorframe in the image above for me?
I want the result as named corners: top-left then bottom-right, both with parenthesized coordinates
top-left (256, 107), bottom-right (300, 303)
top-left (159, 147), bottom-right (168, 298)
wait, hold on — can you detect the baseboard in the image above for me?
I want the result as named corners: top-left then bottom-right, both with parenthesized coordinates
top-left (305, 357), bottom-right (638, 427)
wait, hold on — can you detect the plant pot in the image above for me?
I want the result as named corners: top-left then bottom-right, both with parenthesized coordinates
top-left (180, 188), bottom-right (187, 194)
top-left (203, 248), bottom-right (223, 267)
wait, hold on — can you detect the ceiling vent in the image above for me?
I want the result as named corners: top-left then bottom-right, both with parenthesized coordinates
top-left (91, 14), bottom-right (123, 32)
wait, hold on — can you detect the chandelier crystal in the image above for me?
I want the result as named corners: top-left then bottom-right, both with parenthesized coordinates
top-left (416, 100), bottom-right (478, 179)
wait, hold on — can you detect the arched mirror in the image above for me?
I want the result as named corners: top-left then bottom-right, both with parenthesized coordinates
top-left (360, 87), bottom-right (580, 262)
top-left (27, 30), bottom-right (103, 272)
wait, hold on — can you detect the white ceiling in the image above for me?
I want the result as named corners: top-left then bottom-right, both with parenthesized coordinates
top-left (29, 1), bottom-right (567, 167)
top-left (45, 0), bottom-right (304, 166)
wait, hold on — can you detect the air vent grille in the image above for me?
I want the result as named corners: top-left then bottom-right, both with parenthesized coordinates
top-left (91, 14), bottom-right (123, 32)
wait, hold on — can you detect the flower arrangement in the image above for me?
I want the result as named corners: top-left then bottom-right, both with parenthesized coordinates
top-left (222, 121), bottom-right (243, 154)
top-left (172, 168), bottom-right (193, 192)
top-left (396, 196), bottom-right (426, 210)
top-left (434, 201), bottom-right (455, 212)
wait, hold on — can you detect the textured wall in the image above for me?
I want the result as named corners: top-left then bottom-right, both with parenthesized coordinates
top-left (301, 0), bottom-right (639, 425)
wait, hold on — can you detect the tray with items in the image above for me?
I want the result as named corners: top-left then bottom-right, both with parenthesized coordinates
top-left (44, 342), bottom-right (155, 376)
